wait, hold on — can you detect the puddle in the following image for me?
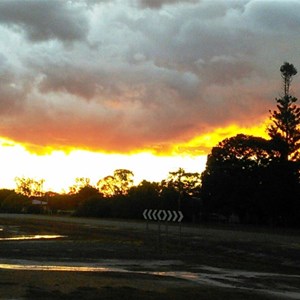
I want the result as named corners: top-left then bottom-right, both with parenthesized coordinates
top-left (0, 235), bottom-right (65, 241)
top-left (0, 262), bottom-right (123, 273)
top-left (0, 259), bottom-right (299, 299)
top-left (0, 225), bottom-right (65, 240)
top-left (0, 259), bottom-right (178, 273)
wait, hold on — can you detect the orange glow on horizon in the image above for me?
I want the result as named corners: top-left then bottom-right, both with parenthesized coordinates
top-left (169, 121), bottom-right (270, 156)
top-left (0, 121), bottom-right (270, 193)
top-left (0, 137), bottom-right (207, 193)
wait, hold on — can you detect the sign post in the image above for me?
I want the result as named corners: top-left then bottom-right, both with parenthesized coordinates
top-left (143, 209), bottom-right (184, 252)
top-left (143, 209), bottom-right (183, 223)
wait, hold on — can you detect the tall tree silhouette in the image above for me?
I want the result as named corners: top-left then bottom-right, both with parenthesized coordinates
top-left (268, 62), bottom-right (300, 161)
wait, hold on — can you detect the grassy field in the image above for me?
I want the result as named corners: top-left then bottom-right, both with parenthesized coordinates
top-left (0, 214), bottom-right (299, 299)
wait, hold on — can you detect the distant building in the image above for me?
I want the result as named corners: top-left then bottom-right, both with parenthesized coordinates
top-left (30, 199), bottom-right (49, 213)
top-left (31, 199), bottom-right (48, 206)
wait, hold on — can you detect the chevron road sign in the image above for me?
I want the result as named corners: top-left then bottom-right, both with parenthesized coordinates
top-left (143, 209), bottom-right (183, 222)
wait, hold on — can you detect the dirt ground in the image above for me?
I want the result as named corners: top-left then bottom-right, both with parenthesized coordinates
top-left (0, 214), bottom-right (299, 299)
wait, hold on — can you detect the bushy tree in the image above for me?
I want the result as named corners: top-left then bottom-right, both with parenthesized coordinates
top-left (0, 192), bottom-right (30, 213)
top-left (97, 169), bottom-right (134, 196)
top-left (160, 168), bottom-right (202, 221)
top-left (201, 134), bottom-right (280, 223)
top-left (69, 177), bottom-right (92, 194)
top-left (163, 168), bottom-right (201, 198)
top-left (15, 177), bottom-right (45, 197)
top-left (127, 180), bottom-right (160, 214)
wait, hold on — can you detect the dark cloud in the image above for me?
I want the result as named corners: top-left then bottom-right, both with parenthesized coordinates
top-left (137, 0), bottom-right (197, 9)
top-left (245, 0), bottom-right (300, 33)
top-left (0, 52), bottom-right (31, 116)
top-left (37, 64), bottom-right (102, 100)
top-left (0, 0), bottom-right (299, 154)
top-left (0, 0), bottom-right (88, 42)
top-left (196, 57), bottom-right (255, 86)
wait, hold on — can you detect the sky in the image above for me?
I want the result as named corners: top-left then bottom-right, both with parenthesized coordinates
top-left (0, 0), bottom-right (300, 192)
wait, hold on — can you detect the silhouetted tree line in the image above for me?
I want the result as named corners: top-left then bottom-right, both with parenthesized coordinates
top-left (0, 169), bottom-right (202, 221)
top-left (0, 63), bottom-right (299, 227)
top-left (72, 169), bottom-right (201, 221)
top-left (55, 169), bottom-right (201, 222)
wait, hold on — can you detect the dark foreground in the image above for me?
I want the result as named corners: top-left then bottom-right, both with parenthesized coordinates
top-left (0, 214), bottom-right (299, 299)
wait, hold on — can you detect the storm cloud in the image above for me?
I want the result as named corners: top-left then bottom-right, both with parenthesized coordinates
top-left (0, 0), bottom-right (299, 153)
top-left (136, 0), bottom-right (197, 9)
top-left (0, 0), bottom-right (88, 42)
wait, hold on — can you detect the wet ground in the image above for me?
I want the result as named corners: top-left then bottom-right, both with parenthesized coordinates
top-left (0, 214), bottom-right (299, 299)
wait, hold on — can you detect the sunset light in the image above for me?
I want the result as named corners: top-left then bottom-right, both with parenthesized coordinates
top-left (0, 136), bottom-right (207, 193)
top-left (0, 119), bottom-right (268, 193)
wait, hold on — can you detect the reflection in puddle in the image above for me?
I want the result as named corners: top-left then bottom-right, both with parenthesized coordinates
top-left (0, 259), bottom-right (299, 299)
top-left (0, 259), bottom-right (129, 273)
top-left (0, 235), bottom-right (65, 241)
top-left (0, 264), bottom-right (122, 273)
